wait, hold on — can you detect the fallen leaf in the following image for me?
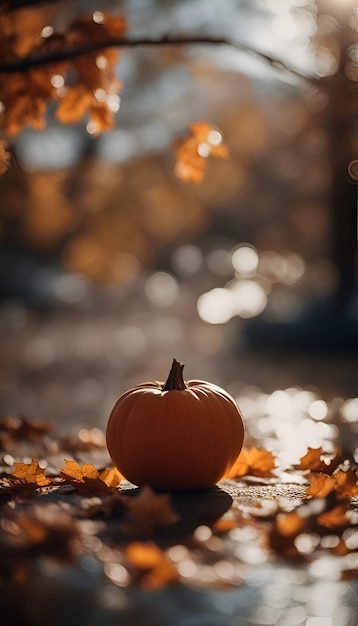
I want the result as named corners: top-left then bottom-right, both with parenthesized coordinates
top-left (99, 466), bottom-right (123, 488)
top-left (306, 473), bottom-right (336, 498)
top-left (276, 511), bottom-right (304, 537)
top-left (295, 447), bottom-right (342, 474)
top-left (125, 541), bottom-right (179, 589)
top-left (334, 470), bottom-right (358, 498)
top-left (224, 446), bottom-right (276, 479)
top-left (59, 460), bottom-right (117, 496)
top-left (123, 486), bottom-right (180, 537)
top-left (317, 502), bottom-right (350, 528)
top-left (296, 447), bottom-right (325, 471)
top-left (12, 459), bottom-right (52, 486)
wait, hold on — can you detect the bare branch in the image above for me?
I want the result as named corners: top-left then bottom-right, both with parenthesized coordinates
top-left (1, 0), bottom-right (61, 10)
top-left (0, 35), bottom-right (312, 84)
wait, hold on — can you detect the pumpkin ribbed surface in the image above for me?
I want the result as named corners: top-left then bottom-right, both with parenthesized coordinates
top-left (106, 361), bottom-right (244, 491)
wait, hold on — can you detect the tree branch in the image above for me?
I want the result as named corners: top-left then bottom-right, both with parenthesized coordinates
top-left (0, 35), bottom-right (312, 84)
top-left (1, 0), bottom-right (62, 10)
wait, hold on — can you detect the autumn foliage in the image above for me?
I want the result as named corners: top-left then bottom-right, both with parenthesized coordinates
top-left (0, 3), bottom-right (227, 182)
top-left (1, 413), bottom-right (358, 595)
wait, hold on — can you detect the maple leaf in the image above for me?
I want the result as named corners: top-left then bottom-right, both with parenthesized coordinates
top-left (56, 85), bottom-right (94, 124)
top-left (174, 121), bottom-right (229, 183)
top-left (125, 541), bottom-right (179, 589)
top-left (334, 470), bottom-right (358, 499)
top-left (123, 486), bottom-right (180, 537)
top-left (224, 446), bottom-right (276, 479)
top-left (59, 460), bottom-right (121, 496)
top-left (12, 459), bottom-right (52, 487)
top-left (294, 447), bottom-right (342, 474)
top-left (306, 473), bottom-right (336, 498)
top-left (99, 466), bottom-right (123, 487)
top-left (317, 502), bottom-right (350, 529)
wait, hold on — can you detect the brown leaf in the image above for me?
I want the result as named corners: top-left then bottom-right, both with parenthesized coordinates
top-left (56, 86), bottom-right (94, 124)
top-left (334, 470), bottom-right (358, 498)
top-left (12, 459), bottom-right (52, 486)
top-left (99, 466), bottom-right (123, 488)
top-left (59, 460), bottom-right (118, 496)
top-left (123, 486), bottom-right (180, 536)
top-left (225, 446), bottom-right (276, 479)
top-left (174, 121), bottom-right (229, 183)
top-left (317, 502), bottom-right (350, 528)
top-left (296, 447), bottom-right (325, 471)
top-left (276, 511), bottom-right (304, 537)
top-left (306, 473), bottom-right (336, 498)
top-left (295, 447), bottom-right (342, 474)
top-left (125, 541), bottom-right (179, 589)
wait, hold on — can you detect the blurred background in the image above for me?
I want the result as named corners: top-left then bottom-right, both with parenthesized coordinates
top-left (0, 0), bottom-right (357, 462)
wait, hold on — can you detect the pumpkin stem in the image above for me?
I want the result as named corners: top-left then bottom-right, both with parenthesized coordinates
top-left (162, 358), bottom-right (187, 391)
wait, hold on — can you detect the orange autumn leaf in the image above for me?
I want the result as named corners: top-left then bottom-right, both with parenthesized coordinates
top-left (56, 86), bottom-right (94, 124)
top-left (224, 446), bottom-right (276, 479)
top-left (296, 447), bottom-right (325, 471)
top-left (306, 473), bottom-right (336, 498)
top-left (59, 460), bottom-right (122, 495)
top-left (60, 459), bottom-right (99, 482)
top-left (99, 466), bottom-right (124, 488)
top-left (317, 502), bottom-right (350, 528)
top-left (334, 470), bottom-right (358, 498)
top-left (125, 541), bottom-right (178, 589)
top-left (276, 511), bottom-right (304, 537)
top-left (174, 121), bottom-right (229, 183)
top-left (295, 447), bottom-right (342, 473)
top-left (12, 459), bottom-right (52, 486)
top-left (124, 486), bottom-right (180, 536)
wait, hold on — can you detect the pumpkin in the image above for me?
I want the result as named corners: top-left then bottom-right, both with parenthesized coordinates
top-left (106, 358), bottom-right (245, 491)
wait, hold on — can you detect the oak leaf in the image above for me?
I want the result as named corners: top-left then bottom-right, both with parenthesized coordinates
top-left (224, 446), bottom-right (276, 479)
top-left (123, 486), bottom-right (180, 536)
top-left (12, 459), bottom-right (52, 486)
top-left (174, 121), bottom-right (229, 183)
top-left (125, 541), bottom-right (179, 589)
top-left (306, 473), bottom-right (336, 498)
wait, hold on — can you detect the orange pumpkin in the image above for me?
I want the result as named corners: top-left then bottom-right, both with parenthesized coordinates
top-left (106, 359), bottom-right (244, 491)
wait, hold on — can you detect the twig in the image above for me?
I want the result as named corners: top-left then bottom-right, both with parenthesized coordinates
top-left (0, 35), bottom-right (311, 83)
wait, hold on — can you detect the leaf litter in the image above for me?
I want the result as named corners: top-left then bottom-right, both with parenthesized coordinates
top-left (0, 414), bottom-right (357, 596)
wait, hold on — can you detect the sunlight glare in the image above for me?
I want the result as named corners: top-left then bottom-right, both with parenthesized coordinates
top-left (231, 246), bottom-right (259, 275)
top-left (93, 11), bottom-right (106, 24)
top-left (197, 142), bottom-right (211, 158)
top-left (341, 398), bottom-right (358, 422)
top-left (41, 25), bottom-right (54, 38)
top-left (272, 14), bottom-right (299, 40)
top-left (309, 400), bottom-right (328, 421)
top-left (144, 272), bottom-right (179, 306)
top-left (230, 280), bottom-right (267, 318)
top-left (50, 75), bottom-right (65, 88)
top-left (197, 288), bottom-right (233, 324)
top-left (208, 130), bottom-right (223, 146)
